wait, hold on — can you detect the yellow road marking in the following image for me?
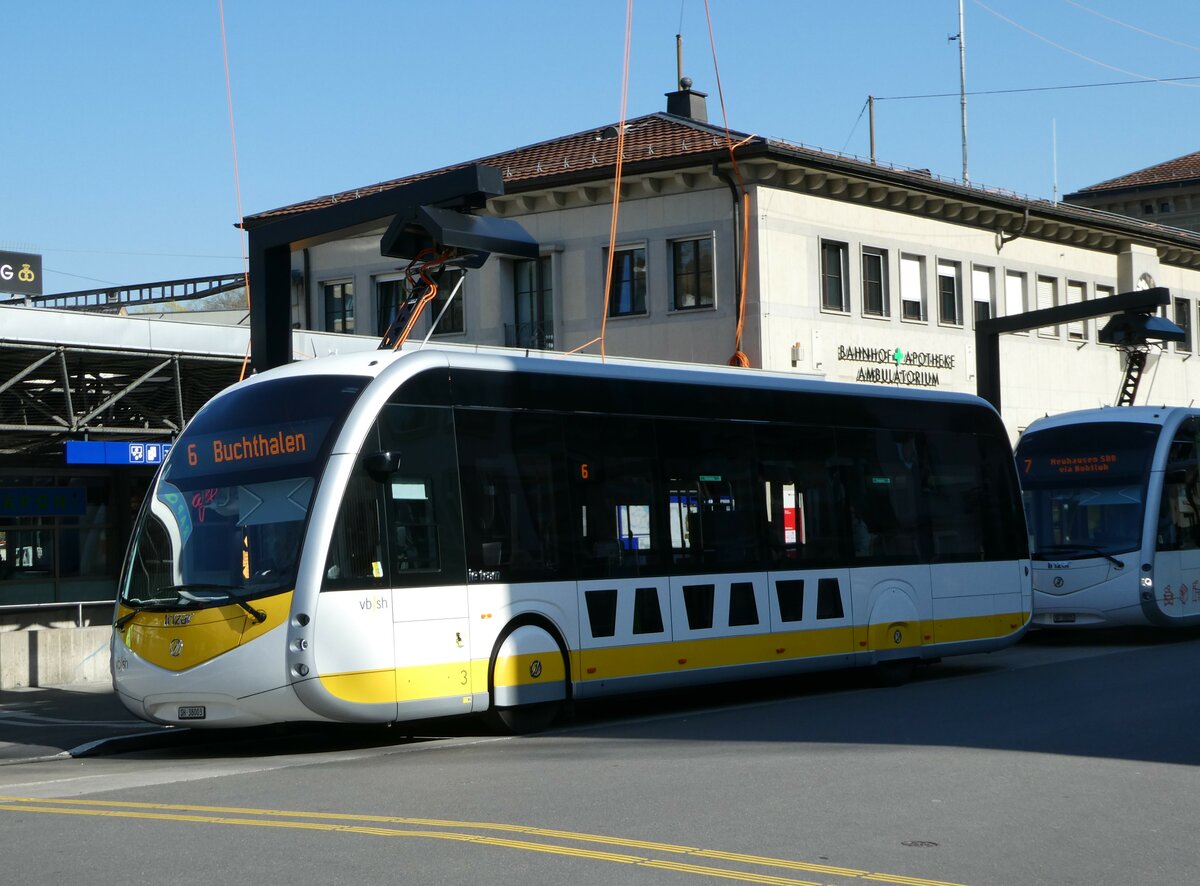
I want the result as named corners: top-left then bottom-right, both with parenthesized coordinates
top-left (0, 796), bottom-right (967, 886)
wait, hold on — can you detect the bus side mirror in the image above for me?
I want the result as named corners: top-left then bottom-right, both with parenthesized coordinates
top-left (363, 451), bottom-right (402, 481)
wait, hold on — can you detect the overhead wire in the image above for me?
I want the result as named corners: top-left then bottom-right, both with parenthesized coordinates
top-left (1062, 0), bottom-right (1200, 54)
top-left (841, 98), bottom-right (870, 152)
top-left (973, 0), bottom-right (1200, 88)
top-left (876, 74), bottom-right (1200, 101)
top-left (218, 0), bottom-right (253, 380)
top-left (703, 0), bottom-right (751, 368)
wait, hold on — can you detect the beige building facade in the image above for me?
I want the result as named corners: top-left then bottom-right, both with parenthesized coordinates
top-left (250, 95), bottom-right (1200, 439)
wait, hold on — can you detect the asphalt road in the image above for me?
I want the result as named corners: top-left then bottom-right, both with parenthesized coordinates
top-left (1, 628), bottom-right (1198, 886)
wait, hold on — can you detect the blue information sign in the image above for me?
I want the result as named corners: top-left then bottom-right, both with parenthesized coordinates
top-left (65, 441), bottom-right (172, 466)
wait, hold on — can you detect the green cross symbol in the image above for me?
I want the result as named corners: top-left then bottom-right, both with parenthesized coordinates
top-left (892, 347), bottom-right (905, 366)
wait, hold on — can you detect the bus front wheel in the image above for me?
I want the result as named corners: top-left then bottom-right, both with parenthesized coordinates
top-left (485, 622), bottom-right (570, 735)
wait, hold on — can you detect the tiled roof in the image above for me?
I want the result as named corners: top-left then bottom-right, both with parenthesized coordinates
top-left (1072, 150), bottom-right (1200, 194)
top-left (245, 113), bottom-right (755, 224)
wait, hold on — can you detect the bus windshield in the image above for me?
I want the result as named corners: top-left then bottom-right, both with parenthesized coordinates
top-left (119, 374), bottom-right (368, 608)
top-left (1016, 422), bottom-right (1160, 560)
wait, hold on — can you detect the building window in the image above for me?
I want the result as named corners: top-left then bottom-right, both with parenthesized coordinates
top-left (375, 278), bottom-right (403, 338)
top-left (1004, 270), bottom-right (1027, 319)
top-left (510, 256), bottom-right (553, 349)
top-left (971, 265), bottom-right (995, 325)
top-left (861, 247), bottom-right (889, 317)
top-left (1036, 276), bottom-right (1059, 338)
top-left (899, 253), bottom-right (925, 321)
top-left (1066, 280), bottom-right (1087, 341)
top-left (607, 246), bottom-right (647, 317)
top-left (426, 270), bottom-right (464, 335)
top-left (820, 240), bottom-right (849, 312)
top-left (324, 280), bottom-right (354, 334)
top-left (1161, 201), bottom-right (1172, 213)
top-left (937, 260), bottom-right (962, 326)
top-left (1175, 298), bottom-right (1193, 353)
top-left (1144, 204), bottom-right (1155, 215)
top-left (672, 237), bottom-right (714, 310)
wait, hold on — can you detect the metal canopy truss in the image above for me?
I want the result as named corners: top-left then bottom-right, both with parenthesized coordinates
top-left (0, 341), bottom-right (241, 456)
top-left (0, 274), bottom-right (246, 312)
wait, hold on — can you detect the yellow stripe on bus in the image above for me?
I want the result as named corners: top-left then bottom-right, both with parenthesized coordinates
top-left (317, 612), bottom-right (1026, 705)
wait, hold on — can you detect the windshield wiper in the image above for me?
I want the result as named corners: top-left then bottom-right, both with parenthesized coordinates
top-left (118, 584), bottom-right (267, 626)
top-left (1036, 543), bottom-right (1126, 569)
top-left (176, 586), bottom-right (268, 624)
top-left (114, 608), bottom-right (140, 630)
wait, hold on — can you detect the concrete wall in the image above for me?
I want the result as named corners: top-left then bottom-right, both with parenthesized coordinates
top-left (0, 626), bottom-right (110, 689)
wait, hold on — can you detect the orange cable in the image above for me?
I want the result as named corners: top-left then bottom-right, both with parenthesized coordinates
top-left (595, 0), bottom-right (634, 361)
top-left (391, 248), bottom-right (456, 350)
top-left (219, 0), bottom-right (253, 380)
top-left (703, 0), bottom-right (751, 368)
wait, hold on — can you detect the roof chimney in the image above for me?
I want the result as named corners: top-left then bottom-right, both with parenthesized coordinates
top-left (665, 35), bottom-right (707, 121)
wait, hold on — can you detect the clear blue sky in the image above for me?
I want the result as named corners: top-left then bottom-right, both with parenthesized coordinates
top-left (4, 1), bottom-right (1199, 294)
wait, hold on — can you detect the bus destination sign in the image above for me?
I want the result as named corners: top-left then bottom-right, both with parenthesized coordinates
top-left (171, 420), bottom-right (331, 476)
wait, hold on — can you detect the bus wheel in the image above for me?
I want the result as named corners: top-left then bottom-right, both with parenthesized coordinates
top-left (485, 622), bottom-right (569, 735)
top-left (874, 659), bottom-right (917, 687)
top-left (486, 700), bottom-right (563, 735)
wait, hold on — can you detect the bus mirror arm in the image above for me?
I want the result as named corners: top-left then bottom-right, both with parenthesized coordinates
top-left (364, 451), bottom-right (402, 481)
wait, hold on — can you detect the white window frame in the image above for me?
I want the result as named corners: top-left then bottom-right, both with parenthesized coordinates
top-left (861, 246), bottom-right (890, 318)
top-left (669, 234), bottom-right (716, 312)
top-left (819, 239), bottom-right (850, 313)
top-left (1036, 275), bottom-right (1059, 338)
top-left (971, 265), bottom-right (995, 327)
top-left (605, 243), bottom-right (649, 318)
top-left (900, 253), bottom-right (926, 322)
top-left (937, 259), bottom-right (963, 327)
top-left (1005, 271), bottom-right (1028, 334)
top-left (1066, 280), bottom-right (1087, 342)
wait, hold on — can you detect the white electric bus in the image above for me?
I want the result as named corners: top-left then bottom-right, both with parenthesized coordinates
top-left (1016, 405), bottom-right (1200, 628)
top-left (112, 347), bottom-right (1031, 732)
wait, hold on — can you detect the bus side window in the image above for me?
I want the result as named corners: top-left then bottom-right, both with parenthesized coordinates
top-left (922, 432), bottom-right (985, 561)
top-left (323, 461), bottom-right (386, 589)
top-left (378, 405), bottom-right (465, 586)
top-left (456, 408), bottom-right (567, 582)
top-left (564, 414), bottom-right (660, 579)
top-left (837, 429), bottom-right (927, 562)
top-left (754, 425), bottom-right (842, 565)
top-left (389, 479), bottom-right (438, 571)
top-left (658, 419), bottom-right (758, 571)
top-left (1158, 422), bottom-right (1200, 551)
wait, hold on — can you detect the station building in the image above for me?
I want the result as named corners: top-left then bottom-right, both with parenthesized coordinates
top-left (244, 84), bottom-right (1200, 441)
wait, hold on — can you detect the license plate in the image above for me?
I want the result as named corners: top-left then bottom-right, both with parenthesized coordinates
top-left (1052, 613), bottom-right (1077, 624)
top-left (178, 705), bottom-right (207, 720)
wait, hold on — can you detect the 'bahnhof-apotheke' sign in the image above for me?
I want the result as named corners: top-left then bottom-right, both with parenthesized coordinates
top-left (836, 345), bottom-right (956, 388)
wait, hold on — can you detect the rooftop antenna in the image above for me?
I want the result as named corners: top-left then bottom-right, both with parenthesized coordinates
top-left (948, 0), bottom-right (969, 184)
top-left (1052, 118), bottom-right (1059, 204)
top-left (676, 33), bottom-right (684, 87)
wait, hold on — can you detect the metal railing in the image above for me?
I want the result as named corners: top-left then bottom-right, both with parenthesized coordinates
top-left (0, 599), bottom-right (114, 628)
